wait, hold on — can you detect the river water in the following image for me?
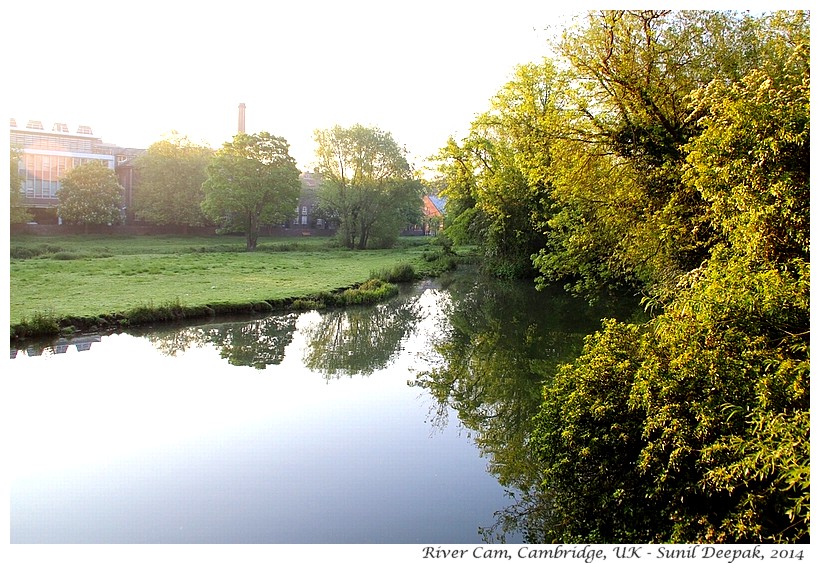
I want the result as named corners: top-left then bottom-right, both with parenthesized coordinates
top-left (8, 270), bottom-right (636, 544)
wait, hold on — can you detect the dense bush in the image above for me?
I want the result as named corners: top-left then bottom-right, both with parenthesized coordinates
top-left (527, 11), bottom-right (809, 543)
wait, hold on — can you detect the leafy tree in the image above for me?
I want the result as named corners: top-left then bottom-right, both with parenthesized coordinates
top-left (314, 124), bottom-right (422, 249)
top-left (9, 147), bottom-right (31, 224)
top-left (530, 11), bottom-right (776, 299)
top-left (436, 61), bottom-right (562, 278)
top-left (684, 13), bottom-right (810, 264)
top-left (533, 256), bottom-right (809, 543)
top-left (133, 133), bottom-right (212, 229)
top-left (57, 161), bottom-right (123, 228)
top-left (202, 132), bottom-right (301, 251)
top-left (632, 255), bottom-right (808, 543)
top-left (529, 11), bottom-right (810, 543)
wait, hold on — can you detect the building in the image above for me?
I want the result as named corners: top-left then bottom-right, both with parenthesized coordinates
top-left (10, 118), bottom-right (144, 223)
top-left (422, 194), bottom-right (446, 235)
top-left (291, 170), bottom-right (333, 230)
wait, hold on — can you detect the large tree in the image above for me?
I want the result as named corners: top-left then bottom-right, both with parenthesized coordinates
top-left (57, 161), bottom-right (123, 229)
top-left (530, 11), bottom-right (809, 543)
top-left (314, 124), bottom-right (422, 249)
top-left (530, 10), bottom-right (774, 298)
top-left (133, 133), bottom-right (212, 229)
top-left (436, 60), bottom-right (563, 278)
top-left (201, 132), bottom-right (301, 251)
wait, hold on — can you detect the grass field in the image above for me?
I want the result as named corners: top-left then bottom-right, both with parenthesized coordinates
top-left (9, 234), bottom-right (459, 333)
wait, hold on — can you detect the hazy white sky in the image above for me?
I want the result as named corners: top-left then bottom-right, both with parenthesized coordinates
top-left (7, 0), bottom-right (572, 173)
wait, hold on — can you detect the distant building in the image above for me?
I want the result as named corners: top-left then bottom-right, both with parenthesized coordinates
top-left (422, 194), bottom-right (446, 235)
top-left (10, 118), bottom-right (145, 223)
top-left (289, 170), bottom-right (333, 230)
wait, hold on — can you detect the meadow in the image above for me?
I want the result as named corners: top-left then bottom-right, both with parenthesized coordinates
top-left (10, 234), bottom-right (458, 337)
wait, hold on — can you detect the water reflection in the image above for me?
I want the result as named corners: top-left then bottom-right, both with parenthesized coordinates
top-left (141, 314), bottom-right (301, 369)
top-left (10, 272), bottom-right (638, 543)
top-left (12, 291), bottom-right (424, 377)
top-left (10, 334), bottom-right (102, 359)
top-left (301, 297), bottom-right (422, 378)
top-left (411, 273), bottom-right (639, 542)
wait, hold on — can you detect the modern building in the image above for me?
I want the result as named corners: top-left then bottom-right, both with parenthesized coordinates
top-left (10, 118), bottom-right (144, 223)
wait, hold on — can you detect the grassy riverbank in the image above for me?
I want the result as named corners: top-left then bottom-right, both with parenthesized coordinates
top-left (10, 234), bottom-right (462, 339)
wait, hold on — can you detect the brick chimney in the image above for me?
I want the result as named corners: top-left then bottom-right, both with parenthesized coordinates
top-left (238, 103), bottom-right (246, 133)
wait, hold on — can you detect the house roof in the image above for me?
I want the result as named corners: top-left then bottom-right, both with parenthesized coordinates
top-left (427, 195), bottom-right (446, 214)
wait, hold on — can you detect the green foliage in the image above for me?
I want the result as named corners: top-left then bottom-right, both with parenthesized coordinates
top-left (13, 310), bottom-right (61, 339)
top-left (525, 10), bottom-right (809, 544)
top-left (57, 161), bottom-right (124, 226)
top-left (133, 133), bottom-right (212, 227)
top-left (340, 278), bottom-right (399, 305)
top-left (531, 320), bottom-right (666, 543)
top-left (202, 132), bottom-right (301, 251)
top-left (371, 262), bottom-right (416, 283)
top-left (684, 30), bottom-right (809, 264)
top-left (435, 61), bottom-right (560, 279)
top-left (314, 124), bottom-right (422, 249)
top-left (534, 253), bottom-right (809, 543)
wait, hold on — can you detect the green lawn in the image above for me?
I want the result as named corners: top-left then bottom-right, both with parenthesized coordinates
top-left (9, 234), bottom-right (446, 326)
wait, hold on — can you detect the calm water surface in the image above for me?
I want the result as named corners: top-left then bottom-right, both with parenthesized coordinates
top-left (9, 272), bottom-right (635, 543)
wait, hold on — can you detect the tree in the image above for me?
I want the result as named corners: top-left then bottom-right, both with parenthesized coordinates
top-left (10, 147), bottom-right (31, 224)
top-left (436, 60), bottom-right (563, 278)
top-left (201, 132), bottom-right (301, 251)
top-left (684, 12), bottom-right (809, 264)
top-left (530, 10), bottom-right (775, 299)
top-left (57, 161), bottom-right (123, 228)
top-left (529, 11), bottom-right (810, 543)
top-left (133, 133), bottom-right (212, 229)
top-left (314, 124), bottom-right (421, 249)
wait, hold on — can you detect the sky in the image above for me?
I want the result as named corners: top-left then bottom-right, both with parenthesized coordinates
top-left (5, 0), bottom-right (580, 174)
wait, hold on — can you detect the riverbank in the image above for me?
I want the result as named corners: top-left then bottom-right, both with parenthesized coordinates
top-left (10, 234), bottom-right (464, 340)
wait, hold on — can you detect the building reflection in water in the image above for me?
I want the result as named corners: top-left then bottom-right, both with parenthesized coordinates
top-left (11, 335), bottom-right (102, 359)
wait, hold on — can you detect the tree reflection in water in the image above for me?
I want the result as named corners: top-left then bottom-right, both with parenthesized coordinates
top-left (411, 273), bottom-right (639, 542)
top-left (89, 271), bottom-right (637, 542)
top-left (139, 293), bottom-right (424, 377)
top-left (300, 297), bottom-right (421, 378)
top-left (141, 313), bottom-right (300, 369)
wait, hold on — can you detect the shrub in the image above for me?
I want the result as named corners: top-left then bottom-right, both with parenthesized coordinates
top-left (371, 263), bottom-right (416, 283)
top-left (341, 279), bottom-right (399, 305)
top-left (13, 310), bottom-right (62, 338)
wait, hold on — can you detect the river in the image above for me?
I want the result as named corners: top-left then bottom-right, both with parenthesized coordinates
top-left (8, 270), bottom-right (637, 544)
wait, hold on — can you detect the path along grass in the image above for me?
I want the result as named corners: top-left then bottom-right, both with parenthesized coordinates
top-left (10, 234), bottom-right (459, 338)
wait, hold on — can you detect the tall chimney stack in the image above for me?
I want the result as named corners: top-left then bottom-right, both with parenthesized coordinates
top-left (238, 103), bottom-right (246, 133)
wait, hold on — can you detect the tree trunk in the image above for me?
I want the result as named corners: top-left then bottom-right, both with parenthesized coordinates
top-left (247, 230), bottom-right (258, 251)
top-left (247, 212), bottom-right (258, 251)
